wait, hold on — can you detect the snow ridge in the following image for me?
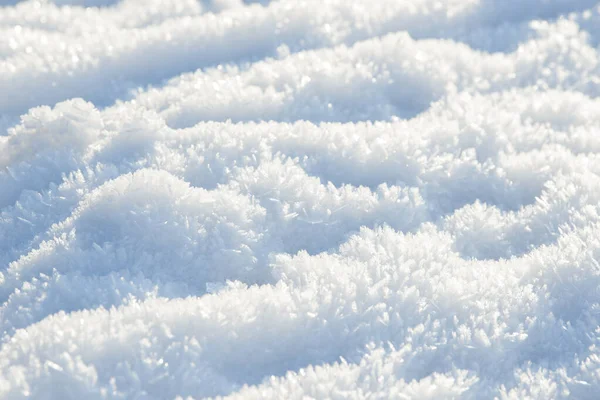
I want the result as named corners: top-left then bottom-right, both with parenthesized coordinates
top-left (2, 0), bottom-right (600, 399)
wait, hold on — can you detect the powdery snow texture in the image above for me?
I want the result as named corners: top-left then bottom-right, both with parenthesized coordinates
top-left (2, 0), bottom-right (600, 399)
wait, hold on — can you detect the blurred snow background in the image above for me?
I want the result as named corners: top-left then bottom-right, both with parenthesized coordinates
top-left (2, 0), bottom-right (600, 398)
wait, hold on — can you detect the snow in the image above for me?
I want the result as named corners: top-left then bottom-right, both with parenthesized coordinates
top-left (2, 0), bottom-right (600, 398)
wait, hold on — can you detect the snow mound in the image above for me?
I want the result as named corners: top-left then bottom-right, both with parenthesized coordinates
top-left (3, 0), bottom-right (600, 399)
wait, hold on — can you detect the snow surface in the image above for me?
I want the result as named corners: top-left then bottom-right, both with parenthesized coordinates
top-left (2, 0), bottom-right (600, 398)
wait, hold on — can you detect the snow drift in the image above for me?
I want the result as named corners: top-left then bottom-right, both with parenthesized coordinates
top-left (2, 0), bottom-right (600, 398)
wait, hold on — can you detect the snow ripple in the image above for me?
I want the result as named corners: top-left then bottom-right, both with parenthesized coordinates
top-left (2, 1), bottom-right (600, 399)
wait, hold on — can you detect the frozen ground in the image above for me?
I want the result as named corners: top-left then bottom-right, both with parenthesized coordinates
top-left (2, 0), bottom-right (600, 398)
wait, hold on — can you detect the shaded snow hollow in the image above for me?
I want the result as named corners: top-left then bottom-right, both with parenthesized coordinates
top-left (3, 0), bottom-right (600, 398)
